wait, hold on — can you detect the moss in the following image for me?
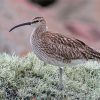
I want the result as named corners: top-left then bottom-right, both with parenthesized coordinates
top-left (0, 53), bottom-right (100, 100)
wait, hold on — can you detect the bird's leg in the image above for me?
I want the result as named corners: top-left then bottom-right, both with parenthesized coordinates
top-left (43, 62), bottom-right (47, 66)
top-left (59, 67), bottom-right (63, 90)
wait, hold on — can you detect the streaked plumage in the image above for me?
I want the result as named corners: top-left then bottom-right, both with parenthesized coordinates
top-left (30, 18), bottom-right (100, 67)
top-left (9, 17), bottom-right (100, 89)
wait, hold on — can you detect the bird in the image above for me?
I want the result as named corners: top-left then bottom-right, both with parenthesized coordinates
top-left (9, 17), bottom-right (100, 90)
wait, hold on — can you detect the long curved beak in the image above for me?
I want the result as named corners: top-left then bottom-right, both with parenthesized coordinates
top-left (9, 22), bottom-right (32, 32)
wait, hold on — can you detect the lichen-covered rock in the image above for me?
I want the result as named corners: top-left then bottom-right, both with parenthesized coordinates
top-left (0, 53), bottom-right (100, 100)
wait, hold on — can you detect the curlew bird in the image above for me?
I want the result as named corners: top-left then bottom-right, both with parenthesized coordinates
top-left (9, 17), bottom-right (100, 90)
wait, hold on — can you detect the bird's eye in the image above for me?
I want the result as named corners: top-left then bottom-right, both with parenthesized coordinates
top-left (32, 19), bottom-right (43, 24)
top-left (33, 20), bottom-right (39, 23)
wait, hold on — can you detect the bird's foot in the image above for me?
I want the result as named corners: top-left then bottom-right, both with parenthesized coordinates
top-left (58, 83), bottom-right (64, 90)
top-left (43, 62), bottom-right (47, 66)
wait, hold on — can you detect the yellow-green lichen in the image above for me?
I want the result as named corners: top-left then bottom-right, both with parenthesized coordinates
top-left (0, 53), bottom-right (100, 100)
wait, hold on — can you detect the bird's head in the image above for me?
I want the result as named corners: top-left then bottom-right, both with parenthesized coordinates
top-left (9, 17), bottom-right (46, 32)
top-left (32, 17), bottom-right (45, 24)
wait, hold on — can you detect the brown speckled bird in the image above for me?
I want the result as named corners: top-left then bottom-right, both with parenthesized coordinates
top-left (9, 17), bottom-right (100, 89)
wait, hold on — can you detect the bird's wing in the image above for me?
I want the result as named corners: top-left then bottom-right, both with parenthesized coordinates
top-left (41, 32), bottom-right (100, 61)
top-left (75, 39), bottom-right (100, 60)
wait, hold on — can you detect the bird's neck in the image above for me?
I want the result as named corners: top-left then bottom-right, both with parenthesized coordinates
top-left (32, 24), bottom-right (47, 37)
top-left (30, 23), bottom-right (47, 45)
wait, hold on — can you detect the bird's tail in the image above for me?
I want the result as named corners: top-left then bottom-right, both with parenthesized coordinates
top-left (88, 48), bottom-right (100, 60)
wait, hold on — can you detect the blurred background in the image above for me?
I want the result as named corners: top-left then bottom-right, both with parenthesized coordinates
top-left (1, 0), bottom-right (100, 56)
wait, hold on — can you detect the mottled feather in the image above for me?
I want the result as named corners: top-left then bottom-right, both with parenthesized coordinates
top-left (30, 17), bottom-right (100, 66)
top-left (39, 32), bottom-right (100, 62)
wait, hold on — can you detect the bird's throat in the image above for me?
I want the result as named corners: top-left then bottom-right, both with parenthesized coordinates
top-left (30, 24), bottom-right (47, 45)
top-left (32, 24), bottom-right (47, 35)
